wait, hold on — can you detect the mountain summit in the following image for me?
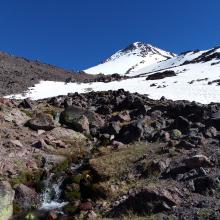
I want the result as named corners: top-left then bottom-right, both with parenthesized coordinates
top-left (84, 42), bottom-right (175, 75)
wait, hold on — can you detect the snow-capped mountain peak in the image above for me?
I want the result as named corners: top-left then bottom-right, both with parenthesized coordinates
top-left (85, 42), bottom-right (176, 75)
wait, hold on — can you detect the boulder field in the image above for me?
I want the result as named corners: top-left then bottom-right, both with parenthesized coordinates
top-left (0, 90), bottom-right (220, 219)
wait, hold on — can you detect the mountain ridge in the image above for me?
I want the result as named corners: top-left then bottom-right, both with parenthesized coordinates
top-left (2, 42), bottom-right (220, 104)
top-left (0, 51), bottom-right (96, 96)
top-left (85, 42), bottom-right (175, 75)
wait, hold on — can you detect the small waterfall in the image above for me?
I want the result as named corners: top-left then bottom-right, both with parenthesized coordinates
top-left (40, 161), bottom-right (83, 211)
top-left (40, 175), bottom-right (68, 210)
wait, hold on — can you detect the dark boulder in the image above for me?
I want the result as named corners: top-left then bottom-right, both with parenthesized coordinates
top-left (183, 155), bottom-right (213, 169)
top-left (27, 113), bottom-right (55, 131)
top-left (64, 115), bottom-right (90, 134)
top-left (193, 176), bottom-right (220, 195)
top-left (117, 95), bottom-right (145, 110)
top-left (108, 187), bottom-right (182, 217)
top-left (173, 116), bottom-right (191, 134)
top-left (96, 105), bottom-right (112, 115)
top-left (60, 105), bottom-right (105, 132)
top-left (209, 110), bottom-right (220, 130)
top-left (117, 119), bottom-right (144, 144)
top-left (101, 122), bottom-right (121, 136)
top-left (130, 105), bottom-right (151, 119)
top-left (18, 98), bottom-right (32, 109)
top-left (146, 70), bottom-right (176, 80)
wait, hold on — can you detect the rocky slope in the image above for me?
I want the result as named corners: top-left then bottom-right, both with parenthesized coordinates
top-left (1, 90), bottom-right (220, 219)
top-left (0, 51), bottom-right (96, 96)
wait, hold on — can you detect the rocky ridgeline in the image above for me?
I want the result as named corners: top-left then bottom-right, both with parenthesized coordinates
top-left (0, 52), bottom-right (97, 96)
top-left (0, 90), bottom-right (220, 219)
top-left (0, 50), bottom-right (132, 96)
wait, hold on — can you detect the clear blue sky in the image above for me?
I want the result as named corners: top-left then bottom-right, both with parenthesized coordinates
top-left (0, 0), bottom-right (220, 70)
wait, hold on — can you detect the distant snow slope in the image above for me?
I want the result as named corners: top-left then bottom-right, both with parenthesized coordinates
top-left (84, 42), bottom-right (175, 75)
top-left (6, 58), bottom-right (220, 104)
top-left (130, 50), bottom-right (207, 76)
top-left (6, 45), bottom-right (220, 104)
top-left (131, 46), bottom-right (220, 76)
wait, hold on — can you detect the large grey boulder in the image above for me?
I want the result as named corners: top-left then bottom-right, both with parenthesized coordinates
top-left (60, 105), bottom-right (104, 132)
top-left (0, 181), bottom-right (14, 220)
top-left (14, 184), bottom-right (41, 211)
top-left (27, 113), bottom-right (55, 131)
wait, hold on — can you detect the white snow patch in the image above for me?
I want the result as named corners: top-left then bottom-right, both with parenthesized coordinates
top-left (84, 42), bottom-right (174, 75)
top-left (6, 61), bottom-right (220, 104)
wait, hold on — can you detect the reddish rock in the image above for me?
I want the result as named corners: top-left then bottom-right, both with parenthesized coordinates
top-left (47, 210), bottom-right (58, 220)
top-left (79, 201), bottom-right (93, 211)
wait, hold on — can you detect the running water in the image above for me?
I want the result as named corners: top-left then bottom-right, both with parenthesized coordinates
top-left (40, 175), bottom-right (68, 210)
top-left (40, 161), bottom-right (83, 211)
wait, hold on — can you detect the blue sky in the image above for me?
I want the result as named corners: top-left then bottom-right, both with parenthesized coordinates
top-left (0, 0), bottom-right (220, 70)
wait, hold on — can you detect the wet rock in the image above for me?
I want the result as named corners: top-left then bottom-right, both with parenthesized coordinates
top-left (47, 210), bottom-right (58, 220)
top-left (0, 181), bottom-right (14, 220)
top-left (14, 184), bottom-right (40, 210)
top-left (27, 113), bottom-right (55, 131)
top-left (42, 154), bottom-right (67, 171)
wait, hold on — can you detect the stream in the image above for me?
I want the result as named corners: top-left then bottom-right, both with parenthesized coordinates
top-left (15, 161), bottom-right (84, 219)
top-left (40, 161), bottom-right (83, 211)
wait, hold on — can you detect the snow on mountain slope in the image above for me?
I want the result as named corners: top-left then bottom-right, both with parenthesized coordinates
top-left (130, 49), bottom-right (207, 76)
top-left (6, 45), bottom-right (220, 104)
top-left (84, 42), bottom-right (175, 75)
top-left (131, 46), bottom-right (220, 76)
top-left (6, 58), bottom-right (220, 104)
